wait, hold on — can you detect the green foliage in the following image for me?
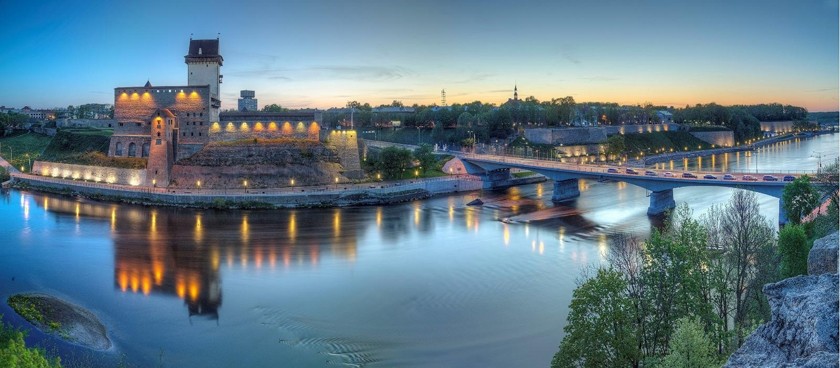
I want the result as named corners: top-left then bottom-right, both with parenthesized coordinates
top-left (0, 167), bottom-right (9, 182)
top-left (622, 131), bottom-right (713, 156)
top-left (261, 104), bottom-right (287, 112)
top-left (38, 129), bottom-right (145, 169)
top-left (0, 132), bottom-right (53, 172)
top-left (0, 316), bottom-right (62, 367)
top-left (658, 317), bottom-right (719, 368)
top-left (555, 191), bottom-right (779, 365)
top-left (605, 134), bottom-right (626, 158)
top-left (782, 176), bottom-right (818, 224)
top-left (777, 224), bottom-right (809, 278)
top-left (377, 147), bottom-right (413, 179)
top-left (413, 144), bottom-right (435, 174)
top-left (7, 295), bottom-right (45, 325)
top-left (552, 268), bottom-right (639, 368)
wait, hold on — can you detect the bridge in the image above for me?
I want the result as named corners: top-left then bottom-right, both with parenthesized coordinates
top-left (456, 152), bottom-right (813, 224)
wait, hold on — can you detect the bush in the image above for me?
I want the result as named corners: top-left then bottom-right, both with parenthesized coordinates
top-left (0, 316), bottom-right (62, 367)
top-left (0, 167), bottom-right (9, 182)
top-left (778, 224), bottom-right (809, 278)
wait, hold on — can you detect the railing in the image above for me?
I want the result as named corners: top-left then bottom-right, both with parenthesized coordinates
top-left (458, 152), bottom-right (815, 184)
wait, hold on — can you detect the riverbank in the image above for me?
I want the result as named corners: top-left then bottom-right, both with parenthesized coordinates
top-left (633, 131), bottom-right (833, 166)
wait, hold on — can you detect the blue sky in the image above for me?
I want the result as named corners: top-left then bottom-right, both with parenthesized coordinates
top-left (0, 0), bottom-right (837, 111)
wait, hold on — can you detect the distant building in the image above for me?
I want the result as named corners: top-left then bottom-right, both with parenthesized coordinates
top-left (657, 110), bottom-right (673, 123)
top-left (238, 90), bottom-right (258, 112)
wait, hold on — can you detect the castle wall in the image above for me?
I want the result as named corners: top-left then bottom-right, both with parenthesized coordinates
top-left (690, 131), bottom-right (735, 147)
top-left (326, 130), bottom-right (363, 179)
top-left (112, 86), bottom-right (212, 150)
top-left (525, 123), bottom-right (680, 145)
top-left (208, 121), bottom-right (320, 142)
top-left (33, 161), bottom-right (146, 186)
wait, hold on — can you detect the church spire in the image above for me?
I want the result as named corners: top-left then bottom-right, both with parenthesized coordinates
top-left (514, 84), bottom-right (519, 101)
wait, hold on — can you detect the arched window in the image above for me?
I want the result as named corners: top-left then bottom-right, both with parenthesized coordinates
top-left (128, 142), bottom-right (136, 157)
top-left (115, 142), bottom-right (123, 156)
top-left (141, 143), bottom-right (150, 157)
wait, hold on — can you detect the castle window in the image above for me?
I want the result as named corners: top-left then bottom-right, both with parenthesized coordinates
top-left (157, 132), bottom-right (161, 137)
top-left (200, 122), bottom-right (203, 126)
top-left (115, 142), bottom-right (123, 156)
top-left (191, 132), bottom-right (194, 136)
top-left (156, 139), bottom-right (161, 145)
top-left (141, 143), bottom-right (150, 157)
top-left (119, 123), bottom-right (123, 126)
top-left (135, 123), bottom-right (141, 127)
top-left (200, 112), bottom-right (203, 117)
top-left (128, 143), bottom-right (136, 157)
top-left (198, 133), bottom-right (201, 136)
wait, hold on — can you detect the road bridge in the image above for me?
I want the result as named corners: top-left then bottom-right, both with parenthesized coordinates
top-left (457, 153), bottom-right (815, 224)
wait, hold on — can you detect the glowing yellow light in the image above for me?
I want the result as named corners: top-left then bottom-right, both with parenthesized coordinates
top-left (335, 177), bottom-right (339, 183)
top-left (196, 180), bottom-right (201, 187)
top-left (243, 180), bottom-right (248, 187)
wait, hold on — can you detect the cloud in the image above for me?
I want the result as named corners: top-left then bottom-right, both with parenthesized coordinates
top-left (308, 65), bottom-right (410, 81)
top-left (806, 87), bottom-right (838, 92)
top-left (560, 44), bottom-right (581, 65)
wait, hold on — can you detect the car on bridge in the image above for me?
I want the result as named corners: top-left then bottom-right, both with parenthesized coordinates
top-left (682, 172), bottom-right (698, 179)
top-left (723, 174), bottom-right (736, 181)
top-left (763, 175), bottom-right (779, 181)
top-left (625, 168), bottom-right (639, 175)
top-left (664, 172), bottom-right (674, 177)
top-left (743, 175), bottom-right (757, 181)
top-left (607, 168), bottom-right (619, 173)
top-left (644, 170), bottom-right (657, 176)
top-left (703, 174), bottom-right (717, 180)
top-left (783, 175), bottom-right (796, 182)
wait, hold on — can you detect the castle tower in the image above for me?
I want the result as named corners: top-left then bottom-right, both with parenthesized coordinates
top-left (147, 109), bottom-right (178, 186)
top-left (185, 37), bottom-right (223, 121)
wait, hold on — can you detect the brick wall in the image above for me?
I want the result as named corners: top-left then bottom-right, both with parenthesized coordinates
top-left (325, 130), bottom-right (363, 179)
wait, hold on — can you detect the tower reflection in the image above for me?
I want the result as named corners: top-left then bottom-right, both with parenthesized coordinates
top-left (31, 195), bottom-right (361, 320)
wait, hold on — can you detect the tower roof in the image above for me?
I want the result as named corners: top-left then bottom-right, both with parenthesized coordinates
top-left (185, 39), bottom-right (223, 65)
top-left (144, 80), bottom-right (152, 88)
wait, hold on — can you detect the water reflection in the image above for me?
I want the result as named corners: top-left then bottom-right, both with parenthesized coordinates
top-left (29, 195), bottom-right (368, 320)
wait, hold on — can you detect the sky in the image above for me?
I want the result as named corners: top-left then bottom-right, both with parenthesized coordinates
top-left (0, 0), bottom-right (837, 111)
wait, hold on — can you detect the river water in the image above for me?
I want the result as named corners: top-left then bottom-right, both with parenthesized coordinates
top-left (0, 133), bottom-right (836, 367)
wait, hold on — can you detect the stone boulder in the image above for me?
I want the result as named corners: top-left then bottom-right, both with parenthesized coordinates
top-left (724, 274), bottom-right (839, 367)
top-left (808, 232), bottom-right (838, 275)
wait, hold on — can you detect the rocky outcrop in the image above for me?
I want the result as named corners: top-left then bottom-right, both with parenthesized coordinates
top-left (725, 232), bottom-right (839, 368)
top-left (808, 232), bottom-right (838, 275)
top-left (171, 141), bottom-right (348, 188)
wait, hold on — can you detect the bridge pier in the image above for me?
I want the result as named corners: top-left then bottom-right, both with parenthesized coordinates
top-left (779, 199), bottom-right (788, 225)
top-left (481, 168), bottom-right (512, 189)
top-left (647, 189), bottom-right (676, 215)
top-left (552, 179), bottom-right (580, 202)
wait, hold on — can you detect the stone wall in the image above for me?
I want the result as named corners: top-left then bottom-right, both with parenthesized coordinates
top-left (113, 86), bottom-right (211, 148)
top-left (208, 121), bottom-right (320, 142)
top-left (56, 119), bottom-right (115, 129)
top-left (760, 121), bottom-right (795, 133)
top-left (525, 123), bottom-right (680, 145)
top-left (689, 131), bottom-right (734, 147)
top-left (325, 130), bottom-right (363, 179)
top-left (32, 161), bottom-right (146, 186)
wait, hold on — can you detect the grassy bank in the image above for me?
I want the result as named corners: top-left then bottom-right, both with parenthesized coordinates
top-left (623, 131), bottom-right (713, 157)
top-left (0, 132), bottom-right (53, 172)
top-left (39, 128), bottom-right (145, 169)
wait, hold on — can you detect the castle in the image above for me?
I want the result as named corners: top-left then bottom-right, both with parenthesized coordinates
top-left (108, 38), bottom-right (323, 187)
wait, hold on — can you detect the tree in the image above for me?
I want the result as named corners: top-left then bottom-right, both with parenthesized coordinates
top-left (377, 147), bottom-right (413, 179)
top-left (719, 190), bottom-right (776, 344)
top-left (262, 104), bottom-right (287, 112)
top-left (552, 268), bottom-right (640, 368)
top-left (659, 317), bottom-right (719, 368)
top-left (414, 144), bottom-right (436, 174)
top-left (782, 176), bottom-right (818, 224)
top-left (777, 224), bottom-right (809, 278)
top-left (606, 134), bottom-right (626, 160)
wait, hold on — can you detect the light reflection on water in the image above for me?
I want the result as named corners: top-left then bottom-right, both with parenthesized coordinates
top-left (0, 133), bottom-right (835, 367)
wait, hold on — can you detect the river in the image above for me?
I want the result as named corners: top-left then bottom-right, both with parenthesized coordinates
top-left (0, 133), bottom-right (836, 367)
